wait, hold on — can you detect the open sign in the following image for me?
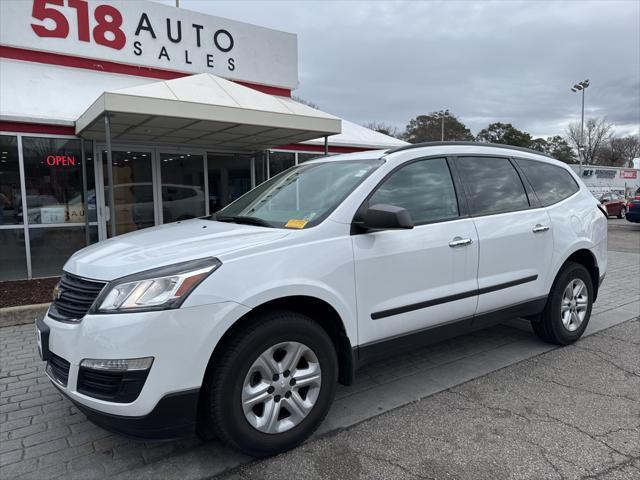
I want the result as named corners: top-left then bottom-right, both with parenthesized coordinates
top-left (46, 155), bottom-right (76, 166)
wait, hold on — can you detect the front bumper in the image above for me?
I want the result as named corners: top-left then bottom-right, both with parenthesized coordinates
top-left (38, 300), bottom-right (250, 427)
top-left (57, 384), bottom-right (200, 439)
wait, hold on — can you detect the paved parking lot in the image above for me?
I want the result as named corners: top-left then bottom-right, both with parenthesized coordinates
top-left (221, 317), bottom-right (640, 480)
top-left (1, 222), bottom-right (638, 479)
top-left (607, 218), bottom-right (640, 254)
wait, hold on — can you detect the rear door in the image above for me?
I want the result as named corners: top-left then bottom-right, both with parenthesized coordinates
top-left (454, 156), bottom-right (554, 317)
top-left (352, 157), bottom-right (479, 346)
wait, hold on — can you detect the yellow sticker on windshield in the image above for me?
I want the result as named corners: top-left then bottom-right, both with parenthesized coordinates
top-left (285, 219), bottom-right (309, 229)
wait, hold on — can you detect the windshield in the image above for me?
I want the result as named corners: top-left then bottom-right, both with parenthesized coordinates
top-left (214, 159), bottom-right (383, 229)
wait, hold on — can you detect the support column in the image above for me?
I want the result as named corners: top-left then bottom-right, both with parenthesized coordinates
top-left (80, 140), bottom-right (90, 245)
top-left (324, 136), bottom-right (329, 155)
top-left (104, 114), bottom-right (116, 238)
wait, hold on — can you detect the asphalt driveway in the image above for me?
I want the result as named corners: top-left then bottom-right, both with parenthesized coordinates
top-left (219, 317), bottom-right (640, 480)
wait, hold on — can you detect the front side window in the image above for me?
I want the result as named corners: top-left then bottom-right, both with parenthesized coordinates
top-left (215, 159), bottom-right (383, 229)
top-left (456, 156), bottom-right (529, 216)
top-left (516, 159), bottom-right (579, 207)
top-left (368, 158), bottom-right (459, 224)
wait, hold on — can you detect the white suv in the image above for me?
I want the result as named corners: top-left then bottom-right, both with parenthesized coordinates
top-left (37, 143), bottom-right (607, 457)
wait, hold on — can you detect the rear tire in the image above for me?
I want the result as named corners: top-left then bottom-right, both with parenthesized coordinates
top-left (618, 207), bottom-right (626, 219)
top-left (198, 311), bottom-right (338, 457)
top-left (531, 262), bottom-right (593, 345)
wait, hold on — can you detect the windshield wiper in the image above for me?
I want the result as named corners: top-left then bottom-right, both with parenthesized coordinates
top-left (215, 215), bottom-right (274, 228)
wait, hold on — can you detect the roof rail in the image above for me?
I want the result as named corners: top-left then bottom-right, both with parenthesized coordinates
top-left (385, 141), bottom-right (555, 159)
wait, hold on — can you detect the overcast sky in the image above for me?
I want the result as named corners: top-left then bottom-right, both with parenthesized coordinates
top-left (156, 0), bottom-right (640, 138)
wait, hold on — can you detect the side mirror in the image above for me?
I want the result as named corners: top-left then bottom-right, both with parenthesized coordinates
top-left (362, 204), bottom-right (414, 230)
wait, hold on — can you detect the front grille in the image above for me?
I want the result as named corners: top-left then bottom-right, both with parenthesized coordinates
top-left (77, 368), bottom-right (150, 403)
top-left (49, 273), bottom-right (106, 322)
top-left (47, 353), bottom-right (70, 387)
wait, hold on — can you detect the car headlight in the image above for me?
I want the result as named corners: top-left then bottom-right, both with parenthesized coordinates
top-left (95, 257), bottom-right (221, 313)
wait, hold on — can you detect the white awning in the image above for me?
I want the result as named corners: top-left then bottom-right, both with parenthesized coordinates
top-left (304, 119), bottom-right (408, 150)
top-left (76, 73), bottom-right (341, 152)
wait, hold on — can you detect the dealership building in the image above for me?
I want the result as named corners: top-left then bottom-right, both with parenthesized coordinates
top-left (0, 0), bottom-right (406, 281)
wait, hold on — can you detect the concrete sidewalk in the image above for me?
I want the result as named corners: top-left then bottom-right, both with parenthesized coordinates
top-left (1, 249), bottom-right (638, 480)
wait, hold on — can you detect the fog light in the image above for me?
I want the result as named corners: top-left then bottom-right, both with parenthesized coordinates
top-left (80, 357), bottom-right (153, 372)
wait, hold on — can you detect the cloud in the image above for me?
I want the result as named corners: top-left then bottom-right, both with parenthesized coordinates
top-left (158, 0), bottom-right (640, 138)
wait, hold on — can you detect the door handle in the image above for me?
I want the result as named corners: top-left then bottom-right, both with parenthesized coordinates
top-left (532, 224), bottom-right (550, 233)
top-left (449, 237), bottom-right (473, 248)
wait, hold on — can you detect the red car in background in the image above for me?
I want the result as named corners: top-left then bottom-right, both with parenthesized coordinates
top-left (598, 192), bottom-right (627, 218)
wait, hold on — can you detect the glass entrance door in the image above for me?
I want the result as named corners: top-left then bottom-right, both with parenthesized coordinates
top-left (159, 152), bottom-right (206, 222)
top-left (101, 149), bottom-right (155, 238)
top-left (207, 153), bottom-right (252, 213)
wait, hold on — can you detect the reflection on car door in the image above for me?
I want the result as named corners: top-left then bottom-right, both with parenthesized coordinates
top-left (352, 158), bottom-right (479, 347)
top-left (454, 156), bottom-right (554, 318)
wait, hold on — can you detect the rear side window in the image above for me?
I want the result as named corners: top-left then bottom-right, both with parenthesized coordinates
top-left (516, 159), bottom-right (579, 206)
top-left (455, 157), bottom-right (529, 216)
top-left (368, 158), bottom-right (459, 224)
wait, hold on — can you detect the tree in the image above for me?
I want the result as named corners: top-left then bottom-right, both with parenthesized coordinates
top-left (476, 122), bottom-right (532, 147)
top-left (403, 110), bottom-right (473, 143)
top-left (596, 135), bottom-right (640, 167)
top-left (364, 121), bottom-right (403, 139)
top-left (291, 95), bottom-right (319, 109)
top-left (565, 117), bottom-right (612, 165)
top-left (530, 135), bottom-right (577, 163)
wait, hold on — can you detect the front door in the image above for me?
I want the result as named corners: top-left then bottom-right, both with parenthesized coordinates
top-left (158, 152), bottom-right (206, 223)
top-left (353, 157), bottom-right (479, 347)
top-left (101, 149), bottom-right (155, 238)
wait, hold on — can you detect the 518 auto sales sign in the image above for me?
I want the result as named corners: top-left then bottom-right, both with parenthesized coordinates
top-left (0, 0), bottom-right (298, 89)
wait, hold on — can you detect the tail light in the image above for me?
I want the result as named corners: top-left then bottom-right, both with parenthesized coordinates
top-left (597, 203), bottom-right (608, 217)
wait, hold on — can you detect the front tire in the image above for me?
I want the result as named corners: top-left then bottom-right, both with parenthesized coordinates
top-left (199, 311), bottom-right (338, 457)
top-left (531, 262), bottom-right (593, 345)
top-left (618, 207), bottom-right (626, 219)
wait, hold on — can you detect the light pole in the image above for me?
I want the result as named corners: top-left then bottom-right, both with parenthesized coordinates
top-left (571, 79), bottom-right (590, 165)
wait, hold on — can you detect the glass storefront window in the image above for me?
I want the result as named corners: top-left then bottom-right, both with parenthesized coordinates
top-left (22, 137), bottom-right (89, 225)
top-left (160, 153), bottom-right (206, 222)
top-left (207, 153), bottom-right (252, 212)
top-left (268, 151), bottom-right (295, 177)
top-left (0, 135), bottom-right (22, 225)
top-left (102, 150), bottom-right (155, 236)
top-left (29, 226), bottom-right (97, 278)
top-left (254, 152), bottom-right (267, 185)
top-left (298, 152), bottom-right (324, 163)
top-left (0, 229), bottom-right (27, 280)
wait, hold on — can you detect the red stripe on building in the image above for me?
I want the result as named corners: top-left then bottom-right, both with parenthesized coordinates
top-left (0, 121), bottom-right (75, 135)
top-left (0, 45), bottom-right (291, 97)
top-left (276, 144), bottom-right (371, 153)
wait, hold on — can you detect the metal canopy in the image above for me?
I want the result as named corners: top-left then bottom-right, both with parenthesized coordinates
top-left (75, 73), bottom-right (341, 152)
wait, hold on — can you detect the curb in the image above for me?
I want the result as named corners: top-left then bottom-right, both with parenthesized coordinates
top-left (0, 303), bottom-right (50, 328)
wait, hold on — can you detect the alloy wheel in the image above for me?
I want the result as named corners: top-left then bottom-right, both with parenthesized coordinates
top-left (241, 341), bottom-right (322, 434)
top-left (560, 278), bottom-right (588, 332)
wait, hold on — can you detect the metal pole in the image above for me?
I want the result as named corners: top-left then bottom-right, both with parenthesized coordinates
top-left (104, 114), bottom-right (116, 238)
top-left (580, 88), bottom-right (585, 166)
top-left (441, 116), bottom-right (445, 141)
top-left (80, 140), bottom-right (90, 245)
top-left (324, 136), bottom-right (328, 155)
top-left (175, 0), bottom-right (180, 7)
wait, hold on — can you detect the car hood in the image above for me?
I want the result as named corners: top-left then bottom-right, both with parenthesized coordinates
top-left (64, 219), bottom-right (289, 281)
